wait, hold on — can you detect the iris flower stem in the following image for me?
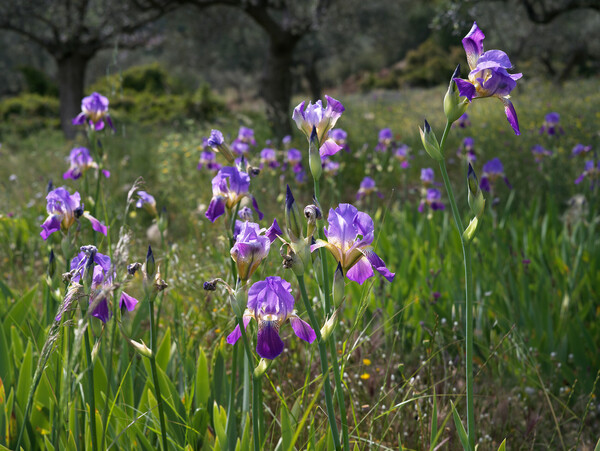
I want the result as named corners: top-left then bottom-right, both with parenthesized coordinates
top-left (83, 320), bottom-right (98, 451)
top-left (314, 178), bottom-right (350, 450)
top-left (225, 344), bottom-right (238, 450)
top-left (296, 275), bottom-right (341, 451)
top-left (148, 296), bottom-right (169, 451)
top-left (100, 288), bottom-right (122, 451)
top-left (234, 315), bottom-right (261, 451)
top-left (437, 120), bottom-right (475, 449)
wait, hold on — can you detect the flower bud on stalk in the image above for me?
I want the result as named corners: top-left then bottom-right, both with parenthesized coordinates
top-left (444, 65), bottom-right (470, 123)
top-left (420, 120), bottom-right (444, 161)
top-left (82, 249), bottom-right (96, 296)
top-left (332, 263), bottom-right (345, 307)
top-left (48, 249), bottom-right (56, 279)
top-left (145, 246), bottom-right (156, 278)
top-left (230, 288), bottom-right (246, 319)
top-left (467, 164), bottom-right (485, 217)
top-left (254, 358), bottom-right (272, 378)
top-left (304, 204), bottom-right (322, 239)
top-left (309, 127), bottom-right (322, 180)
top-left (285, 185), bottom-right (303, 242)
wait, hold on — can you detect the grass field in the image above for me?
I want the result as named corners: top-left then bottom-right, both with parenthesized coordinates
top-left (0, 77), bottom-right (599, 450)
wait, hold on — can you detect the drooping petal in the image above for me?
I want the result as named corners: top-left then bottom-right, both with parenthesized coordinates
top-left (454, 78), bottom-right (477, 101)
top-left (319, 139), bottom-right (343, 158)
top-left (40, 215), bottom-right (62, 240)
top-left (364, 249), bottom-right (395, 282)
top-left (119, 292), bottom-right (139, 312)
top-left (90, 297), bottom-right (111, 323)
top-left (206, 196), bottom-right (226, 222)
top-left (72, 113), bottom-right (86, 125)
top-left (346, 256), bottom-right (374, 285)
top-left (226, 315), bottom-right (252, 345)
top-left (256, 320), bottom-right (285, 359)
top-left (84, 213), bottom-right (108, 236)
top-left (289, 316), bottom-right (316, 343)
top-left (501, 98), bottom-right (520, 135)
top-left (251, 196), bottom-right (264, 220)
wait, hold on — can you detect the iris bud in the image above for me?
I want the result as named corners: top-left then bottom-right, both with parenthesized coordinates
top-left (145, 245), bottom-right (155, 278)
top-left (304, 204), bottom-right (322, 238)
top-left (285, 185), bottom-right (303, 241)
top-left (467, 164), bottom-right (485, 217)
top-left (332, 262), bottom-right (345, 307)
top-left (309, 126), bottom-right (322, 180)
top-left (48, 249), bottom-right (56, 279)
top-left (444, 65), bottom-right (470, 123)
top-left (420, 120), bottom-right (444, 161)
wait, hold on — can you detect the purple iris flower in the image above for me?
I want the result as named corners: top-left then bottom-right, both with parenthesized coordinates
top-left (72, 93), bottom-right (114, 131)
top-left (375, 128), bottom-right (393, 151)
top-left (238, 206), bottom-right (253, 222)
top-left (40, 187), bottom-right (108, 240)
top-left (292, 95), bottom-right (345, 157)
top-left (282, 135), bottom-right (292, 147)
top-left (329, 128), bottom-right (347, 144)
top-left (198, 149), bottom-right (222, 171)
top-left (322, 158), bottom-right (340, 176)
top-left (231, 140), bottom-right (250, 156)
top-left (457, 137), bottom-right (477, 163)
top-left (237, 126), bottom-right (257, 145)
top-left (394, 144), bottom-right (410, 168)
top-left (311, 204), bottom-right (395, 285)
top-left (231, 220), bottom-right (280, 282)
top-left (454, 22), bottom-right (522, 135)
top-left (539, 112), bottom-right (564, 136)
top-left (575, 160), bottom-right (600, 186)
top-left (56, 246), bottom-right (138, 322)
top-left (418, 188), bottom-right (445, 213)
top-left (421, 168), bottom-right (435, 185)
top-left (531, 144), bottom-right (553, 163)
top-left (286, 148), bottom-right (302, 166)
top-left (572, 144), bottom-right (592, 156)
top-left (356, 176), bottom-right (384, 200)
top-left (457, 113), bottom-right (471, 128)
top-left (63, 147), bottom-right (97, 180)
top-left (136, 191), bottom-right (157, 216)
top-left (260, 148), bottom-right (279, 169)
top-left (226, 276), bottom-right (316, 359)
top-left (206, 166), bottom-right (263, 222)
top-left (480, 157), bottom-right (512, 192)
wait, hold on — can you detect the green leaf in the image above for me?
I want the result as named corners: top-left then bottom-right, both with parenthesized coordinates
top-left (212, 402), bottom-right (227, 449)
top-left (3, 285), bottom-right (37, 333)
top-left (450, 401), bottom-right (472, 451)
top-left (195, 346), bottom-right (210, 408)
top-left (429, 393), bottom-right (438, 450)
top-left (0, 325), bottom-right (11, 386)
top-left (16, 341), bottom-right (32, 410)
top-left (156, 327), bottom-right (171, 372)
top-left (497, 438), bottom-right (506, 451)
top-left (280, 404), bottom-right (292, 451)
top-left (594, 437), bottom-right (599, 451)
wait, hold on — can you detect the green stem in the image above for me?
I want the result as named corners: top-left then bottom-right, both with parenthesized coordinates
top-left (148, 297), bottom-right (169, 451)
top-left (314, 178), bottom-right (349, 450)
top-left (225, 344), bottom-right (238, 450)
top-left (437, 120), bottom-right (475, 449)
top-left (235, 315), bottom-right (261, 451)
top-left (83, 321), bottom-right (98, 451)
top-left (296, 275), bottom-right (341, 451)
top-left (100, 289), bottom-right (121, 451)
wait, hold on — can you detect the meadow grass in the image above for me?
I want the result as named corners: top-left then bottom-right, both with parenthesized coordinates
top-left (0, 78), bottom-right (599, 449)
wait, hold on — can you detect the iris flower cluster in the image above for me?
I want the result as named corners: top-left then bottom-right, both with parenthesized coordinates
top-left (453, 22), bottom-right (522, 135)
top-left (72, 92), bottom-right (114, 131)
top-left (40, 187), bottom-right (108, 240)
